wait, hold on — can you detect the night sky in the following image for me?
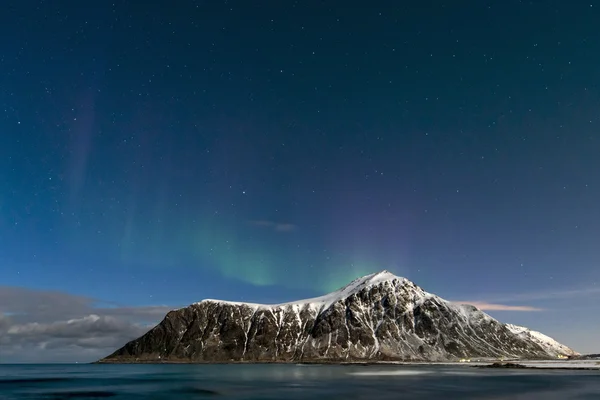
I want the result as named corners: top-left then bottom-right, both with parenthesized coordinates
top-left (1, 1), bottom-right (599, 362)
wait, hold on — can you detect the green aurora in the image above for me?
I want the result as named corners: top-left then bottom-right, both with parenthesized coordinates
top-left (190, 213), bottom-right (392, 293)
top-left (113, 207), bottom-right (401, 295)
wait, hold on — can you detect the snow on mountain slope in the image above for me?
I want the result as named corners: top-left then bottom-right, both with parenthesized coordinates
top-left (198, 270), bottom-right (415, 312)
top-left (506, 324), bottom-right (578, 356)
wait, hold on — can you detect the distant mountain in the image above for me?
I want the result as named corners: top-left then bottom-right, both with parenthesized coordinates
top-left (505, 324), bottom-right (576, 357)
top-left (569, 354), bottom-right (600, 360)
top-left (99, 271), bottom-right (577, 363)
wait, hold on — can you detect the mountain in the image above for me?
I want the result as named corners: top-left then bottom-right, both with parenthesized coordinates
top-left (99, 271), bottom-right (577, 363)
top-left (569, 354), bottom-right (600, 360)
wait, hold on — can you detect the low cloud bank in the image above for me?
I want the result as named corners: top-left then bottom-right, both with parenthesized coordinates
top-left (0, 286), bottom-right (173, 363)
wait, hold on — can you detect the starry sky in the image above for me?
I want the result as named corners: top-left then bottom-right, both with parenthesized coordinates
top-left (1, 1), bottom-right (599, 362)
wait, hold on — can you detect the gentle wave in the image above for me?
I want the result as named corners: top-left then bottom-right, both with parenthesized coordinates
top-left (348, 369), bottom-right (431, 376)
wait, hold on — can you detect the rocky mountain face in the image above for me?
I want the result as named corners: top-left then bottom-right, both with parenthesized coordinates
top-left (99, 271), bottom-right (577, 363)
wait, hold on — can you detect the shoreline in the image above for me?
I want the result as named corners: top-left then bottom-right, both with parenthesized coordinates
top-left (92, 359), bottom-right (600, 370)
top-left (478, 361), bottom-right (600, 371)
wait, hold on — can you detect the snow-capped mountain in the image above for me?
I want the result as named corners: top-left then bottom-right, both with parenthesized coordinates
top-left (99, 271), bottom-right (577, 363)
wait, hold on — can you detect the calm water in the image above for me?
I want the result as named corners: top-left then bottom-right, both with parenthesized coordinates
top-left (0, 363), bottom-right (599, 399)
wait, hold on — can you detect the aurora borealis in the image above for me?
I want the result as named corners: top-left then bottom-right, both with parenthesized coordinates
top-left (1, 1), bottom-right (600, 361)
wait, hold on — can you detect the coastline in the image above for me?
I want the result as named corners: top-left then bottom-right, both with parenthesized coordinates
top-left (93, 359), bottom-right (600, 370)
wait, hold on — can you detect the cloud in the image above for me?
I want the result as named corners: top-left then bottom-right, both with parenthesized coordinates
top-left (249, 220), bottom-right (297, 232)
top-left (483, 286), bottom-right (600, 304)
top-left (0, 286), bottom-right (175, 363)
top-left (457, 301), bottom-right (542, 312)
top-left (453, 284), bottom-right (600, 313)
top-left (454, 285), bottom-right (600, 312)
top-left (4, 314), bottom-right (147, 348)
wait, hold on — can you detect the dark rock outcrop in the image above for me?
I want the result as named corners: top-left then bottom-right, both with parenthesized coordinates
top-left (98, 271), bottom-right (577, 363)
top-left (484, 362), bottom-right (528, 369)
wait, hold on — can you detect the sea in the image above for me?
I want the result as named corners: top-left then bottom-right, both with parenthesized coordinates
top-left (1, 363), bottom-right (599, 399)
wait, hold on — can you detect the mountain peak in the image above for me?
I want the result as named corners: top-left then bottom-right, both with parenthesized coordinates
top-left (368, 269), bottom-right (398, 280)
top-left (340, 270), bottom-right (405, 292)
top-left (197, 270), bottom-right (407, 311)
